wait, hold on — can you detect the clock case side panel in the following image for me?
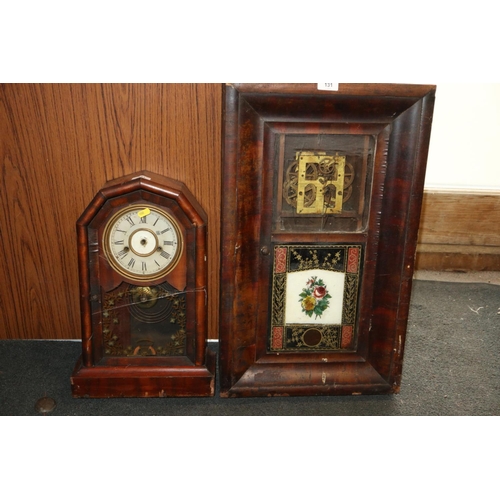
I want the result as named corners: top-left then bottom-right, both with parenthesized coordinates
top-left (72, 171), bottom-right (215, 397)
top-left (368, 91), bottom-right (436, 390)
top-left (219, 85), bottom-right (262, 394)
top-left (76, 191), bottom-right (106, 368)
top-left (219, 84), bottom-right (436, 397)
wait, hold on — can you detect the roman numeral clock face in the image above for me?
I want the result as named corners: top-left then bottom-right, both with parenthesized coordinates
top-left (103, 205), bottom-right (183, 281)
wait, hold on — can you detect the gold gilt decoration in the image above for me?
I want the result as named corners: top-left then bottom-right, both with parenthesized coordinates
top-left (102, 284), bottom-right (187, 357)
top-left (272, 273), bottom-right (286, 325)
top-left (290, 248), bottom-right (342, 272)
top-left (102, 290), bottom-right (128, 356)
top-left (156, 295), bottom-right (187, 356)
top-left (290, 326), bottom-right (340, 350)
top-left (342, 274), bottom-right (359, 324)
top-left (269, 244), bottom-right (363, 352)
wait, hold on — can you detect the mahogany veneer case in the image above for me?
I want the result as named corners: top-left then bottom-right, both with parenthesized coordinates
top-left (71, 171), bottom-right (215, 398)
top-left (219, 83), bottom-right (436, 397)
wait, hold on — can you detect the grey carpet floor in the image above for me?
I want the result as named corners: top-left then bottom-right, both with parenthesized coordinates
top-left (1, 279), bottom-right (499, 416)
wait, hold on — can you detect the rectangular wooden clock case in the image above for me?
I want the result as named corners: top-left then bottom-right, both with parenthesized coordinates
top-left (219, 83), bottom-right (436, 397)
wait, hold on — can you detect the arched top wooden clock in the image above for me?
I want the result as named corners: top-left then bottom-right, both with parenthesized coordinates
top-left (71, 170), bottom-right (215, 398)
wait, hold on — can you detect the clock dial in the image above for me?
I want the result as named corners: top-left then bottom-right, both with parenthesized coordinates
top-left (103, 205), bottom-right (183, 280)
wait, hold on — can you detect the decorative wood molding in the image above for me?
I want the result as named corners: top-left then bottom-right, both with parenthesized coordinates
top-left (416, 190), bottom-right (500, 271)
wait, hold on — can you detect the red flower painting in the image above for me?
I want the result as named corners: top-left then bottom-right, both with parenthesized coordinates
top-left (299, 276), bottom-right (331, 319)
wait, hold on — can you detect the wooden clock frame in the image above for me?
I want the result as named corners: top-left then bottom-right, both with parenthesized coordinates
top-left (71, 171), bottom-right (215, 397)
top-left (219, 83), bottom-right (436, 397)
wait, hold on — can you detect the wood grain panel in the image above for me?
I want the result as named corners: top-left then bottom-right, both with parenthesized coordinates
top-left (416, 244), bottom-right (500, 271)
top-left (0, 84), bottom-right (222, 339)
top-left (418, 190), bottom-right (500, 246)
top-left (416, 190), bottom-right (500, 271)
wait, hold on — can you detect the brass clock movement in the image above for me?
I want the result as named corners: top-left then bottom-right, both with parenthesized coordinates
top-left (71, 171), bottom-right (215, 398)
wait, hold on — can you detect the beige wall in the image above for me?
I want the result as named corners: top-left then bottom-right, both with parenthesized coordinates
top-left (425, 83), bottom-right (500, 191)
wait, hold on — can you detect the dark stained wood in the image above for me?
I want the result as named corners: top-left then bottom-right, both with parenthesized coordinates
top-left (220, 83), bottom-right (436, 397)
top-left (230, 83), bottom-right (436, 97)
top-left (71, 170), bottom-right (215, 397)
top-left (0, 84), bottom-right (222, 340)
top-left (71, 346), bottom-right (216, 398)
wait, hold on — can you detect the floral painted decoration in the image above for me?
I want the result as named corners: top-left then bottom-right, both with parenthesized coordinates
top-left (299, 276), bottom-right (331, 319)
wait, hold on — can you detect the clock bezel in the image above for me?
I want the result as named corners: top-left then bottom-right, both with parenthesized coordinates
top-left (102, 203), bottom-right (184, 282)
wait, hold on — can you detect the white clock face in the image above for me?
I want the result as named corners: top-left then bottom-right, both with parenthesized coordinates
top-left (103, 205), bottom-right (183, 280)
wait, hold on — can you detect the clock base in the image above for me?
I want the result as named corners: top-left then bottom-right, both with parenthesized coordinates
top-left (70, 346), bottom-right (216, 398)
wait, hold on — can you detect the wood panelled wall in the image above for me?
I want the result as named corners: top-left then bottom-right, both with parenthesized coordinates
top-left (2, 84), bottom-right (497, 340)
top-left (0, 84), bottom-right (222, 340)
top-left (416, 190), bottom-right (500, 271)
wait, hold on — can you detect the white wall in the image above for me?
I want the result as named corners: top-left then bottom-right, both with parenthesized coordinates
top-left (425, 84), bottom-right (500, 191)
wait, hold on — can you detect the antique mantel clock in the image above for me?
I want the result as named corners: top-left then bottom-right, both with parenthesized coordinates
top-left (220, 83), bottom-right (436, 397)
top-left (71, 171), bottom-right (215, 397)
